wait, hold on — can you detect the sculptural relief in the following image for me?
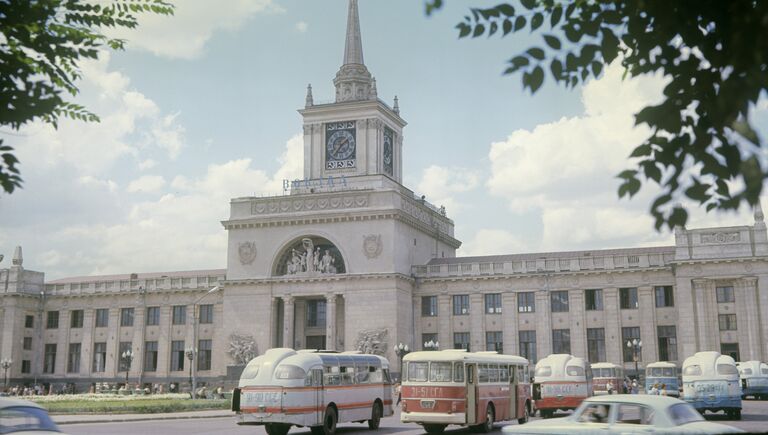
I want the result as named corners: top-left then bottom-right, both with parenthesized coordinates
top-left (281, 237), bottom-right (344, 276)
top-left (362, 234), bottom-right (382, 259)
top-left (355, 328), bottom-right (388, 356)
top-left (238, 241), bottom-right (257, 265)
top-left (228, 333), bottom-right (258, 366)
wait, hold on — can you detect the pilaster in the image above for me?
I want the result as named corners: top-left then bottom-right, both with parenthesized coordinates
top-left (638, 286), bottom-right (658, 362)
top-left (283, 296), bottom-right (295, 348)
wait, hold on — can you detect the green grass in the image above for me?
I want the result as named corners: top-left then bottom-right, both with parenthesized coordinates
top-left (38, 398), bottom-right (229, 415)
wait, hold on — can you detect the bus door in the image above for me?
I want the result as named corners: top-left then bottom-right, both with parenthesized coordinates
top-left (466, 364), bottom-right (477, 424)
top-left (310, 368), bottom-right (324, 425)
top-left (509, 365), bottom-right (518, 419)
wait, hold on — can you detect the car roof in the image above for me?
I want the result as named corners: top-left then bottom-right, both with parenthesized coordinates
top-left (584, 394), bottom-right (683, 406)
top-left (0, 397), bottom-right (47, 409)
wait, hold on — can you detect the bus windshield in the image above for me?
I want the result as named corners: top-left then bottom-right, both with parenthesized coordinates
top-left (717, 364), bottom-right (737, 375)
top-left (430, 362), bottom-right (453, 382)
top-left (566, 365), bottom-right (585, 377)
top-left (408, 362), bottom-right (429, 382)
top-left (648, 367), bottom-right (676, 377)
top-left (683, 365), bottom-right (702, 376)
top-left (535, 366), bottom-right (552, 377)
top-left (594, 368), bottom-right (615, 378)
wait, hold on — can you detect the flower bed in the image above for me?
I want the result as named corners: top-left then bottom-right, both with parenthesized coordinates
top-left (28, 394), bottom-right (229, 414)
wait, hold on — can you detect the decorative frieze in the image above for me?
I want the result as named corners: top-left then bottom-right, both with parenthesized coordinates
top-left (250, 194), bottom-right (369, 215)
top-left (701, 232), bottom-right (740, 244)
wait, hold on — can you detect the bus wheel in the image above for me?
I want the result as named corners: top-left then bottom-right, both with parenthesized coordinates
top-left (474, 404), bottom-right (494, 433)
top-left (321, 406), bottom-right (338, 435)
top-left (424, 424), bottom-right (446, 434)
top-left (265, 424), bottom-right (290, 435)
top-left (517, 403), bottom-right (529, 425)
top-left (367, 401), bottom-right (382, 430)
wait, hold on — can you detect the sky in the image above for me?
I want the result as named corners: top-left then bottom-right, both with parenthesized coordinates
top-left (1, 0), bottom-right (767, 280)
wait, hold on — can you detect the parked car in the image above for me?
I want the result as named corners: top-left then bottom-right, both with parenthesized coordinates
top-left (501, 395), bottom-right (743, 435)
top-left (0, 397), bottom-right (66, 434)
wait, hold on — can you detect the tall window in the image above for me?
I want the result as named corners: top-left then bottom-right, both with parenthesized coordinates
top-left (721, 343), bottom-right (740, 361)
top-left (519, 330), bottom-right (536, 362)
top-left (70, 310), bottom-right (84, 328)
top-left (144, 341), bottom-right (158, 371)
top-left (146, 307), bottom-right (160, 326)
top-left (46, 311), bottom-right (59, 329)
top-left (486, 331), bottom-right (503, 352)
top-left (485, 293), bottom-right (502, 314)
top-left (23, 337), bottom-right (32, 350)
top-left (453, 295), bottom-right (470, 315)
top-left (172, 305), bottom-right (186, 325)
top-left (550, 291), bottom-right (569, 312)
top-left (95, 309), bottom-right (109, 328)
top-left (584, 289), bottom-right (603, 311)
top-left (620, 287), bottom-right (639, 309)
top-left (587, 328), bottom-right (606, 362)
top-left (657, 326), bottom-right (678, 361)
top-left (67, 343), bottom-right (81, 373)
top-left (306, 300), bottom-right (326, 327)
top-left (44, 344), bottom-right (57, 373)
top-left (718, 314), bottom-right (737, 331)
top-left (422, 333), bottom-right (437, 348)
top-left (453, 332), bottom-right (470, 351)
top-left (21, 360), bottom-right (31, 374)
top-left (622, 327), bottom-right (642, 362)
top-left (716, 286), bottom-right (735, 303)
top-left (93, 342), bottom-right (107, 372)
top-left (171, 340), bottom-right (185, 371)
top-left (120, 308), bottom-right (134, 327)
top-left (421, 296), bottom-right (437, 316)
top-left (199, 304), bottom-right (213, 324)
top-left (654, 286), bottom-right (674, 307)
top-left (552, 329), bottom-right (571, 354)
top-left (25, 315), bottom-right (34, 328)
top-left (118, 342), bottom-right (132, 372)
top-left (518, 292), bottom-right (535, 313)
top-left (198, 339), bottom-right (212, 370)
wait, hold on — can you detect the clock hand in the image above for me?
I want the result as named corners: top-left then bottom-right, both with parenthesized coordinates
top-left (334, 137), bottom-right (349, 154)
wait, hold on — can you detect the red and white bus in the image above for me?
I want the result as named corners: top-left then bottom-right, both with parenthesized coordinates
top-left (532, 354), bottom-right (592, 418)
top-left (590, 362), bottom-right (623, 395)
top-left (400, 350), bottom-right (531, 434)
top-left (232, 348), bottom-right (393, 435)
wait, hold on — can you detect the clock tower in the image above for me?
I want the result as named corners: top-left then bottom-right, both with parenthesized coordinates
top-left (299, 0), bottom-right (406, 187)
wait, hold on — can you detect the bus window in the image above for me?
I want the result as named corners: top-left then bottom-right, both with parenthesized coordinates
top-left (683, 365), bottom-right (702, 376)
top-left (383, 368), bottom-right (392, 384)
top-left (500, 365), bottom-right (509, 383)
top-left (663, 368), bottom-right (675, 377)
top-left (489, 365), bottom-right (499, 382)
top-left (454, 362), bottom-right (464, 382)
top-left (762, 367), bottom-right (768, 376)
top-left (340, 365), bottom-right (355, 384)
top-left (369, 366), bottom-right (382, 383)
top-left (275, 364), bottom-right (306, 380)
top-left (716, 364), bottom-right (737, 375)
top-left (535, 365), bottom-right (552, 377)
top-left (241, 358), bottom-right (262, 379)
top-left (566, 365), bottom-right (585, 377)
top-left (430, 362), bottom-right (453, 382)
top-left (478, 364), bottom-right (489, 383)
top-left (356, 362), bottom-right (369, 383)
top-left (324, 365), bottom-right (341, 386)
top-left (740, 368), bottom-right (752, 375)
top-left (408, 362), bottom-right (429, 382)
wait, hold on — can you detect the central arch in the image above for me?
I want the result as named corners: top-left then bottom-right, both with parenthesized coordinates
top-left (272, 235), bottom-right (347, 277)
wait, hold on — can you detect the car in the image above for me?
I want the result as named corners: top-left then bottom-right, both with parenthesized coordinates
top-left (0, 397), bottom-right (66, 434)
top-left (502, 395), bottom-right (743, 435)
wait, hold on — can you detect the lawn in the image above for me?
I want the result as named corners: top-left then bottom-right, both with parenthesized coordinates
top-left (28, 393), bottom-right (230, 414)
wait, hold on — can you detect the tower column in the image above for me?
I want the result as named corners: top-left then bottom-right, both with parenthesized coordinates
top-left (283, 296), bottom-right (295, 349)
top-left (326, 294), bottom-right (337, 350)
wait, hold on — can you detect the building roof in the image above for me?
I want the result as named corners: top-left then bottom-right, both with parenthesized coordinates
top-left (46, 269), bottom-right (226, 284)
top-left (426, 245), bottom-right (675, 265)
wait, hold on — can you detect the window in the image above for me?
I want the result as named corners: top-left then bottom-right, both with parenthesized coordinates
top-left (620, 288), bottom-right (639, 309)
top-left (95, 308), bottom-right (109, 328)
top-left (422, 333), bottom-right (438, 349)
top-left (552, 329), bottom-right (571, 354)
top-left (25, 315), bottom-right (34, 328)
top-left (92, 342), bottom-right (107, 372)
top-left (172, 305), bottom-right (186, 325)
top-left (519, 330), bottom-right (536, 362)
top-left (453, 332), bottom-right (470, 351)
top-left (70, 310), bottom-right (84, 328)
top-left (44, 344), bottom-right (57, 373)
top-left (199, 304), bottom-right (213, 324)
top-left (517, 292), bottom-right (535, 313)
top-left (616, 404), bottom-right (653, 425)
top-left (421, 296), bottom-right (437, 316)
top-left (485, 293), bottom-right (502, 314)
top-left (721, 343), bottom-right (740, 361)
top-left (171, 340), bottom-right (185, 371)
top-left (584, 289), bottom-right (603, 311)
top-left (550, 291), bottom-right (569, 312)
top-left (718, 314), bottom-right (737, 331)
top-left (587, 328), bottom-right (606, 362)
top-left (144, 341), bottom-right (158, 371)
top-left (429, 362), bottom-right (453, 382)
top-left (655, 286), bottom-right (674, 307)
top-left (22, 337), bottom-right (32, 350)
top-left (21, 360), bottom-right (31, 374)
top-left (118, 342), bottom-right (132, 372)
top-left (306, 300), bottom-right (326, 328)
top-left (46, 311), bottom-right (59, 329)
top-left (657, 326), bottom-right (678, 361)
top-left (453, 295), bottom-right (470, 315)
top-left (486, 331), bottom-right (503, 352)
top-left (146, 307), bottom-right (160, 326)
top-left (67, 343), bottom-right (81, 373)
top-left (622, 327), bottom-right (642, 362)
top-left (120, 308), bottom-right (134, 327)
top-left (716, 286), bottom-right (735, 303)
top-left (198, 339), bottom-right (212, 370)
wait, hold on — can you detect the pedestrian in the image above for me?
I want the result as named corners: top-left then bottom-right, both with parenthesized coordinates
top-left (631, 380), bottom-right (638, 394)
top-left (622, 379), bottom-right (629, 394)
top-left (660, 383), bottom-right (667, 396)
top-left (395, 383), bottom-right (402, 406)
top-left (606, 382), bottom-right (614, 395)
top-left (650, 383), bottom-right (659, 395)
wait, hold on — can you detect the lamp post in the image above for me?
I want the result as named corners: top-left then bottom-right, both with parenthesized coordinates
top-left (626, 338), bottom-right (643, 381)
top-left (395, 343), bottom-right (410, 381)
top-left (120, 350), bottom-right (134, 388)
top-left (190, 285), bottom-right (221, 400)
top-left (1, 358), bottom-right (11, 389)
top-left (424, 340), bottom-right (439, 351)
top-left (185, 347), bottom-right (196, 396)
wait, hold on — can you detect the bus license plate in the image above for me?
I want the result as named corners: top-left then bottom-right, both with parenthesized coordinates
top-left (421, 400), bottom-right (435, 409)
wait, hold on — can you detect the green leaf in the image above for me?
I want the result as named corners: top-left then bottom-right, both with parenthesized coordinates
top-left (668, 206), bottom-right (689, 229)
top-left (591, 61), bottom-right (603, 77)
top-left (618, 177), bottom-right (641, 198)
top-left (685, 181), bottom-right (710, 203)
top-left (526, 47), bottom-right (545, 60)
top-left (496, 3), bottom-right (516, 16)
top-left (531, 13), bottom-right (544, 31)
top-left (503, 18), bottom-right (513, 35)
top-left (550, 5), bottom-right (562, 27)
top-left (550, 58), bottom-right (563, 80)
top-left (642, 161), bottom-right (662, 183)
top-left (472, 24), bottom-right (485, 37)
top-left (520, 0), bottom-right (536, 10)
top-left (731, 120), bottom-right (760, 145)
top-left (600, 27), bottom-right (620, 63)
top-left (543, 34), bottom-right (561, 49)
top-left (457, 23), bottom-right (472, 38)
top-left (489, 21), bottom-right (498, 36)
top-left (527, 65), bottom-right (545, 92)
top-left (629, 144), bottom-right (651, 158)
top-left (514, 15), bottom-right (527, 31)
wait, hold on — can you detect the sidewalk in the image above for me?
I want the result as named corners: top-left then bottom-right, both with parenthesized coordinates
top-left (53, 409), bottom-right (233, 425)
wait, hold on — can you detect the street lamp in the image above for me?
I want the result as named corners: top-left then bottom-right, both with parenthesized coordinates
top-left (190, 285), bottom-right (221, 400)
top-left (626, 338), bottom-right (643, 381)
top-left (120, 350), bottom-right (134, 388)
top-left (1, 358), bottom-right (11, 389)
top-left (424, 340), bottom-right (439, 351)
top-left (395, 343), bottom-right (410, 381)
top-left (185, 347), bottom-right (196, 396)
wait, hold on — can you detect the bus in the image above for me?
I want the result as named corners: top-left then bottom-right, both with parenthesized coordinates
top-left (532, 354), bottom-right (592, 418)
top-left (400, 350), bottom-right (531, 434)
top-left (645, 361), bottom-right (679, 397)
top-left (736, 360), bottom-right (768, 400)
top-left (232, 348), bottom-right (394, 435)
top-left (590, 362), bottom-right (623, 395)
top-left (682, 351), bottom-right (742, 419)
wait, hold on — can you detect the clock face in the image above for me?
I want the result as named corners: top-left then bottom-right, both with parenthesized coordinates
top-left (383, 126), bottom-right (394, 176)
top-left (326, 121), bottom-right (356, 169)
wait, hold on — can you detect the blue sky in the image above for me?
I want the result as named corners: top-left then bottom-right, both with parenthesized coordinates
top-left (1, 0), bottom-right (765, 279)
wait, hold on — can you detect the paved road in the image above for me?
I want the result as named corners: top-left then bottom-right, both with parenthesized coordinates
top-left (62, 400), bottom-right (768, 435)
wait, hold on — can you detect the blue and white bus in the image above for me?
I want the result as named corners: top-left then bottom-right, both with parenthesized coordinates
top-left (645, 361), bottom-right (679, 397)
top-left (737, 360), bottom-right (768, 400)
top-left (682, 351), bottom-right (742, 419)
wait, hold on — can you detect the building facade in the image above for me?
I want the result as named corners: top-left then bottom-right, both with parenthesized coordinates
top-left (2, 0), bottom-right (768, 391)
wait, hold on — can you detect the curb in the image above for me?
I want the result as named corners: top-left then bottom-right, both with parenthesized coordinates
top-left (55, 412), bottom-right (233, 425)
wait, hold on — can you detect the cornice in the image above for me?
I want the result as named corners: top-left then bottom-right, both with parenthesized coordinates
top-left (224, 272), bottom-right (414, 286)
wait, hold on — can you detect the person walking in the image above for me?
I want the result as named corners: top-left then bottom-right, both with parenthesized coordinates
top-left (660, 383), bottom-right (668, 396)
top-left (395, 383), bottom-right (402, 405)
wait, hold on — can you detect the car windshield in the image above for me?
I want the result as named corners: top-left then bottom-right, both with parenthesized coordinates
top-left (0, 405), bottom-right (60, 433)
top-left (667, 403), bottom-right (705, 425)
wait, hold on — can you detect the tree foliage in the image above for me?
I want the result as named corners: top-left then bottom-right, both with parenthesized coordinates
top-left (0, 0), bottom-right (174, 194)
top-left (426, 0), bottom-right (768, 230)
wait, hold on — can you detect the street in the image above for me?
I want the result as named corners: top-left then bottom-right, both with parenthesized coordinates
top-left (62, 400), bottom-right (768, 434)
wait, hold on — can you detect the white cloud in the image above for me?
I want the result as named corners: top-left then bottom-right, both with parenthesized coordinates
top-left (296, 21), bottom-right (308, 33)
top-left (127, 175), bottom-right (167, 193)
top-left (458, 229), bottom-right (528, 257)
top-left (416, 165), bottom-right (479, 213)
top-left (139, 159), bottom-right (158, 171)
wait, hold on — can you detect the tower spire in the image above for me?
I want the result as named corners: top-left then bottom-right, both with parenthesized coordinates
top-left (343, 0), bottom-right (364, 66)
top-left (334, 0), bottom-right (373, 102)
